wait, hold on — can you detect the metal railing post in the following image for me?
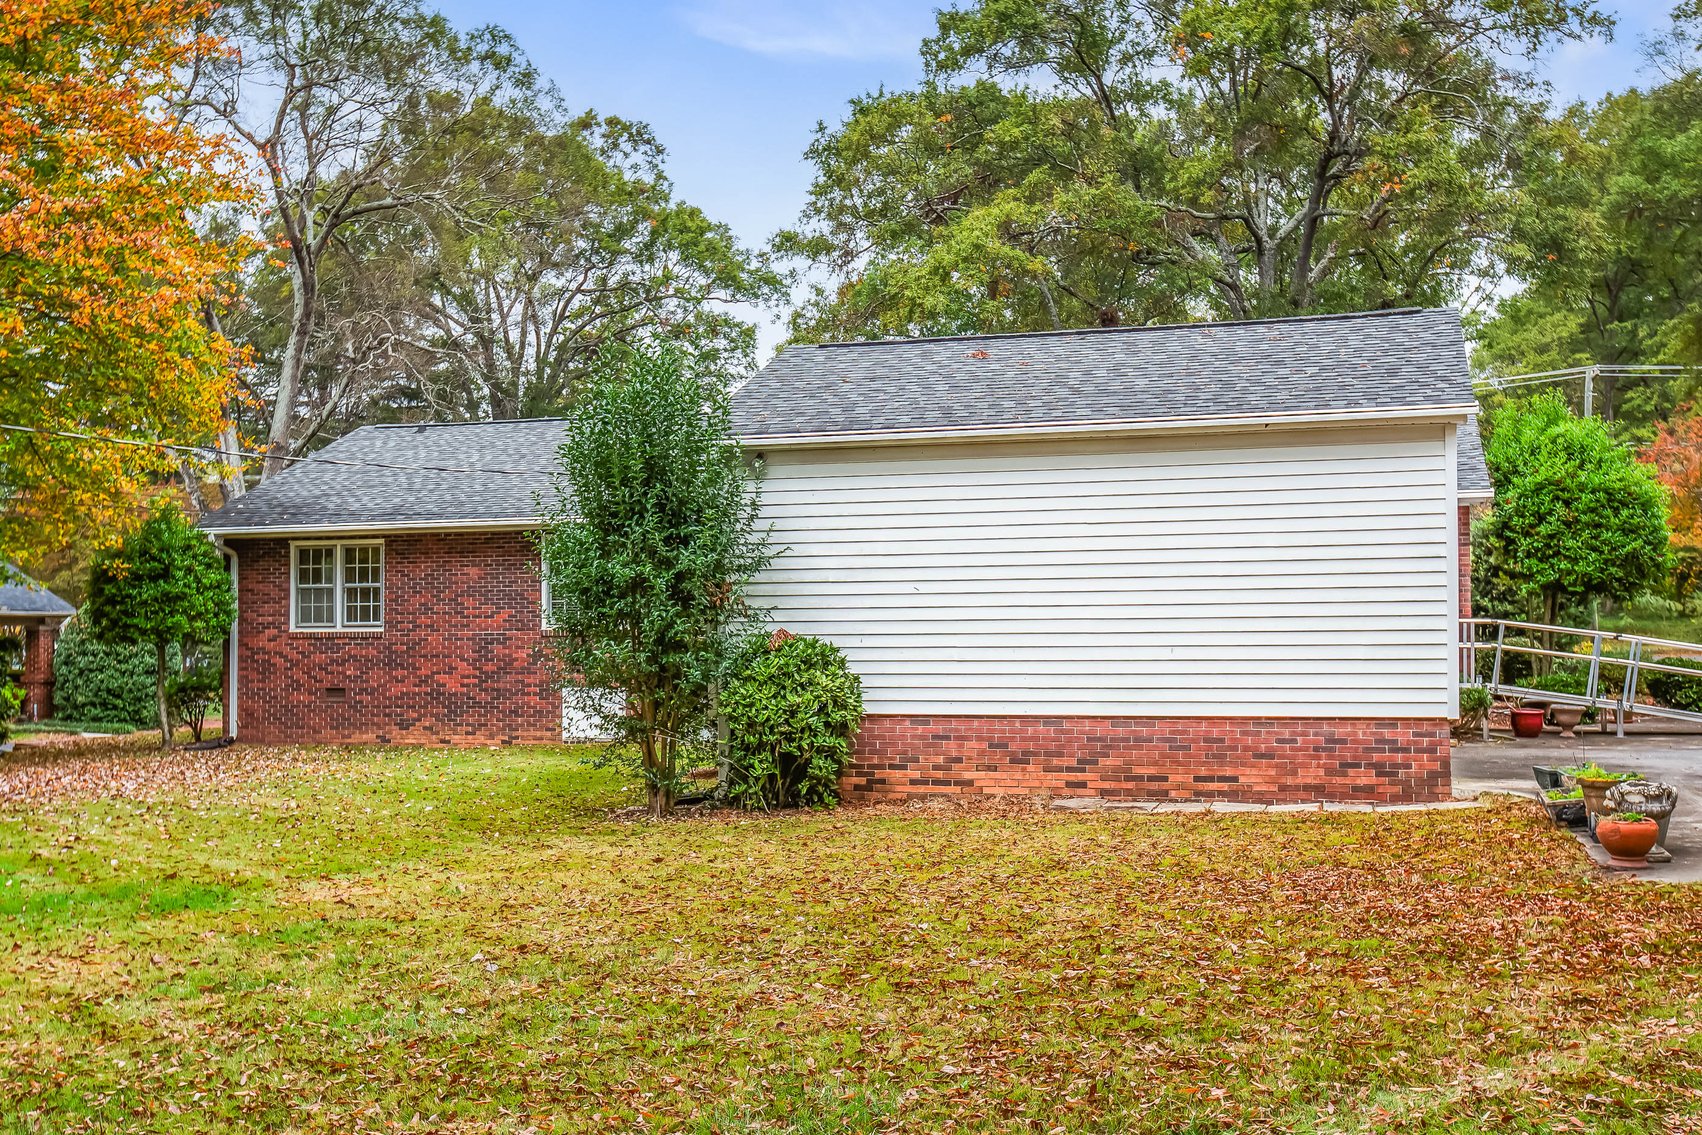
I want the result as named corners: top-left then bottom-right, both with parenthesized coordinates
top-left (1491, 622), bottom-right (1505, 692)
top-left (1621, 640), bottom-right (1641, 739)
top-left (1588, 633), bottom-right (1604, 733)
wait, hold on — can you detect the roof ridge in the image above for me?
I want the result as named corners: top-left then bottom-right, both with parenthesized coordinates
top-left (364, 417), bottom-right (569, 430)
top-left (813, 306), bottom-right (1447, 350)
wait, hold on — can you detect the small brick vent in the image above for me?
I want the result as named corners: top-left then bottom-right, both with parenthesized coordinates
top-left (847, 715), bottom-right (1452, 804)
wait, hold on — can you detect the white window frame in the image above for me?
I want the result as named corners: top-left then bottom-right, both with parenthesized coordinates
top-left (540, 559), bottom-right (574, 631)
top-left (290, 540), bottom-right (385, 632)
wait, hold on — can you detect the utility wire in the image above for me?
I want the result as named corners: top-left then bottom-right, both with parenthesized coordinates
top-left (0, 422), bottom-right (559, 478)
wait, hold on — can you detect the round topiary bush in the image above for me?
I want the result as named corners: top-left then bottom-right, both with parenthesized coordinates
top-left (52, 610), bottom-right (177, 729)
top-left (722, 632), bottom-right (863, 809)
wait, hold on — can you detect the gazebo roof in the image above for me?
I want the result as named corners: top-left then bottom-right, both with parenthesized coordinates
top-left (0, 566), bottom-right (75, 622)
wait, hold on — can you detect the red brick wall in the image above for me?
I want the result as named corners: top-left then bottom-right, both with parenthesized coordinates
top-left (847, 715), bottom-right (1452, 804)
top-left (228, 532), bottom-right (558, 745)
top-left (20, 624), bottom-right (58, 722)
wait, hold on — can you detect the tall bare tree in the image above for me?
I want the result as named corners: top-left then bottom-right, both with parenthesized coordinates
top-left (186, 0), bottom-right (535, 476)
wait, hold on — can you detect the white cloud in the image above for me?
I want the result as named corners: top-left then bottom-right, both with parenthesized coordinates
top-left (677, 0), bottom-right (932, 61)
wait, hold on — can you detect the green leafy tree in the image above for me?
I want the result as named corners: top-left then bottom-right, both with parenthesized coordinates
top-left (1473, 7), bottom-right (1702, 434)
top-left (780, 0), bottom-right (1604, 341)
top-left (1480, 393), bottom-right (1669, 648)
top-left (195, 0), bottom-right (779, 463)
top-left (537, 345), bottom-right (771, 817)
top-left (86, 503), bottom-right (235, 747)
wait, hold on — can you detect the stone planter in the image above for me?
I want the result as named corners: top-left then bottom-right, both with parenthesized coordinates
top-left (1607, 780), bottom-right (1679, 848)
top-left (1549, 705), bottom-right (1585, 739)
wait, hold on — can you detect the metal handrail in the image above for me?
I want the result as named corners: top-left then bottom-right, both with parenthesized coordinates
top-left (1461, 617), bottom-right (1702, 738)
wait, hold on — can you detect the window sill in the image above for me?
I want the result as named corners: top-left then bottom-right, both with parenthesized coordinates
top-left (288, 627), bottom-right (385, 637)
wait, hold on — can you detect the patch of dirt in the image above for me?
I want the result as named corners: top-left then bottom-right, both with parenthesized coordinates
top-left (0, 735), bottom-right (353, 807)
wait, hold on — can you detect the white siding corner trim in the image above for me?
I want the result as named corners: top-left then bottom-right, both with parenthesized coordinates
top-left (750, 424), bottom-right (1455, 718)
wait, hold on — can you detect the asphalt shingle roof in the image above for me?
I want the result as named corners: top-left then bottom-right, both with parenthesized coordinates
top-left (0, 566), bottom-right (75, 618)
top-left (200, 418), bottom-right (568, 533)
top-left (731, 307), bottom-right (1474, 438)
top-left (1459, 416), bottom-right (1491, 496)
top-left (201, 308), bottom-right (1485, 533)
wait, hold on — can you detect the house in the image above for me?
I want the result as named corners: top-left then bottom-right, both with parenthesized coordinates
top-left (201, 307), bottom-right (1492, 803)
top-left (1, 567), bottom-right (76, 721)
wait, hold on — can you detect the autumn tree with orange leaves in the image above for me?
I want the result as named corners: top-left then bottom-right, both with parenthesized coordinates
top-left (1644, 409), bottom-right (1702, 598)
top-left (0, 0), bottom-right (246, 562)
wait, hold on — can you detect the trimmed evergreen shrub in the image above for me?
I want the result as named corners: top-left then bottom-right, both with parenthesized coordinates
top-left (1646, 657), bottom-right (1702, 713)
top-left (723, 633), bottom-right (863, 809)
top-left (52, 611), bottom-right (177, 730)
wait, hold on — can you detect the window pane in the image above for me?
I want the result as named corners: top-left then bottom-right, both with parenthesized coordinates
top-left (341, 545), bottom-right (383, 626)
top-left (542, 568), bottom-right (575, 629)
top-left (294, 547), bottom-right (335, 627)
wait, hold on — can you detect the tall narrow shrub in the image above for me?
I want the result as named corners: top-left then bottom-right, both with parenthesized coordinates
top-left (86, 502), bottom-right (234, 747)
top-left (537, 345), bottom-right (771, 817)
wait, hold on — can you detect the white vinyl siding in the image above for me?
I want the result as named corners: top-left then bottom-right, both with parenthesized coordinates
top-left (749, 425), bottom-right (1455, 718)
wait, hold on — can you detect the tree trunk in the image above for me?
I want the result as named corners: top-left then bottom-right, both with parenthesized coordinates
top-left (155, 641), bottom-right (172, 750)
top-left (264, 262), bottom-right (318, 480)
top-left (217, 422), bottom-right (246, 502)
top-left (178, 458), bottom-right (207, 515)
top-left (1539, 587), bottom-right (1562, 677)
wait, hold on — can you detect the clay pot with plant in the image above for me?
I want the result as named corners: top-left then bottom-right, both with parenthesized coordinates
top-left (1569, 763), bottom-right (1639, 823)
top-left (1595, 812), bottom-right (1660, 868)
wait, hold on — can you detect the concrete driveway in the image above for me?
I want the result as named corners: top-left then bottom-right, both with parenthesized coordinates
top-left (1453, 726), bottom-right (1702, 882)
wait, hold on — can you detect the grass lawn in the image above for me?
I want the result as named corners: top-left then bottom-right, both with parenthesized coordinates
top-left (3, 741), bottom-right (1701, 1133)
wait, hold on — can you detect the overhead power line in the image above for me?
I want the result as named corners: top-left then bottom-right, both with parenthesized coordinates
top-left (0, 422), bottom-right (558, 478)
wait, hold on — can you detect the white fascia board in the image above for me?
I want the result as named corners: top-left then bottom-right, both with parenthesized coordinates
top-left (204, 517), bottom-right (544, 538)
top-left (736, 402), bottom-right (1480, 449)
top-left (1458, 490), bottom-right (1494, 504)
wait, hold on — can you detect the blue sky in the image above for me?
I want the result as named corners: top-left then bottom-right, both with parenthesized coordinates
top-left (432, 0), bottom-right (1680, 355)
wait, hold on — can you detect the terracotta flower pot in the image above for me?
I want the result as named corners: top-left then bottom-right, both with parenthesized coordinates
top-left (1595, 817), bottom-right (1660, 868)
top-left (1510, 707), bottom-right (1546, 738)
top-left (1549, 705), bottom-right (1586, 739)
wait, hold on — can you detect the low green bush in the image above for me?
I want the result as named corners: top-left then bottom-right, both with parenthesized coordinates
top-left (722, 633), bottom-right (863, 810)
top-left (52, 611), bottom-right (176, 730)
top-left (1645, 656), bottom-right (1702, 713)
top-left (0, 683), bottom-right (23, 744)
top-left (1525, 665), bottom-right (1590, 697)
top-left (168, 662), bottom-right (223, 742)
top-left (1453, 685), bottom-right (1491, 738)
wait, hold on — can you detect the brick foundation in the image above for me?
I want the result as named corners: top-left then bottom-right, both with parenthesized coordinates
top-left (228, 532), bottom-right (558, 745)
top-left (846, 715), bottom-right (1452, 804)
